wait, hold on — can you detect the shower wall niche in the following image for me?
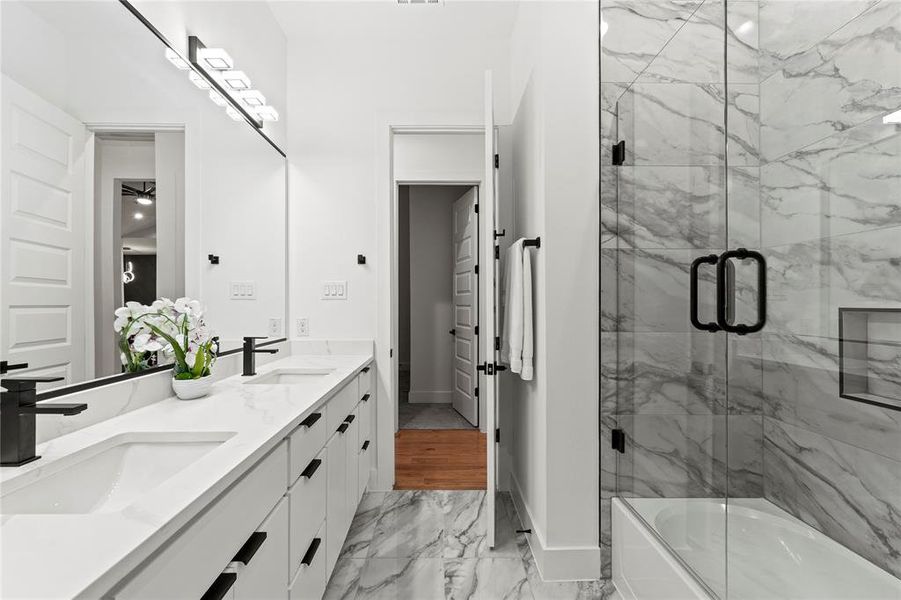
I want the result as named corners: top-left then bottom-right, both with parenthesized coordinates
top-left (839, 308), bottom-right (901, 411)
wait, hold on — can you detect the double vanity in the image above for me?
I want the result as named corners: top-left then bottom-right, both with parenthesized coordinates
top-left (0, 351), bottom-right (376, 599)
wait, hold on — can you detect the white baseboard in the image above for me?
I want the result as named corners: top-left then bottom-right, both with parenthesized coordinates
top-left (408, 391), bottom-right (452, 404)
top-left (510, 473), bottom-right (601, 581)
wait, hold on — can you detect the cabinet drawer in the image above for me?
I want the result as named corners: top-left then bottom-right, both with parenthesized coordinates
top-left (344, 405), bottom-right (360, 517)
top-left (358, 364), bottom-right (373, 398)
top-left (358, 393), bottom-right (373, 452)
top-left (289, 408), bottom-right (327, 486)
top-left (288, 523), bottom-right (326, 600)
top-left (233, 497), bottom-right (289, 599)
top-left (325, 427), bottom-right (349, 576)
top-left (113, 443), bottom-right (288, 599)
top-left (289, 448), bottom-right (327, 577)
top-left (326, 381), bottom-right (358, 435)
top-left (358, 436), bottom-right (372, 498)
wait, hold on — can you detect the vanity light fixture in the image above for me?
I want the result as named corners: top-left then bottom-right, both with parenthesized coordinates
top-left (254, 106), bottom-right (280, 122)
top-left (189, 71), bottom-right (211, 90)
top-left (197, 47), bottom-right (234, 71)
top-left (221, 70), bottom-right (251, 91)
top-left (883, 109), bottom-right (901, 124)
top-left (165, 48), bottom-right (190, 70)
top-left (187, 36), bottom-right (275, 129)
top-left (239, 90), bottom-right (266, 107)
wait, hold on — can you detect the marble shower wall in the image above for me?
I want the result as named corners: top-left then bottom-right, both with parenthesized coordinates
top-left (758, 0), bottom-right (901, 580)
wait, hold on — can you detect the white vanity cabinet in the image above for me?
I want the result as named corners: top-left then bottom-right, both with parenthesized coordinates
top-left (109, 361), bottom-right (375, 600)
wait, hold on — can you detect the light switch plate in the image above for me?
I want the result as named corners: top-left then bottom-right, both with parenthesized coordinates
top-left (229, 281), bottom-right (256, 300)
top-left (321, 280), bottom-right (348, 300)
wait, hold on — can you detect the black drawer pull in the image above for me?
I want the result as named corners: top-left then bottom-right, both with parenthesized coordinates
top-left (301, 537), bottom-right (322, 566)
top-left (232, 531), bottom-right (267, 565)
top-left (361, 366), bottom-right (370, 373)
top-left (302, 458), bottom-right (322, 479)
top-left (361, 393), bottom-right (371, 403)
top-left (200, 573), bottom-right (237, 600)
top-left (300, 412), bottom-right (322, 428)
top-left (345, 414), bottom-right (356, 423)
top-left (337, 422), bottom-right (349, 434)
top-left (361, 440), bottom-right (370, 451)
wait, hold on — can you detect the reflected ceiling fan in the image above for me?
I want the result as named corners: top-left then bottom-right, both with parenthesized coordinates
top-left (122, 182), bottom-right (155, 206)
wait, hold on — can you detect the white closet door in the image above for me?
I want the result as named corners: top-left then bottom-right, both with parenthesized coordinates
top-left (451, 187), bottom-right (479, 426)
top-left (482, 70), bottom-right (499, 548)
top-left (1, 75), bottom-right (88, 386)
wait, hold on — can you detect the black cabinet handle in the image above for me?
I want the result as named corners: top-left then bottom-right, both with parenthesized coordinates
top-left (200, 573), bottom-right (237, 600)
top-left (362, 440), bottom-right (370, 451)
top-left (337, 422), bottom-right (349, 434)
top-left (361, 393), bottom-right (371, 403)
top-left (232, 531), bottom-right (267, 565)
top-left (361, 366), bottom-right (370, 373)
top-left (300, 412), bottom-right (322, 428)
top-left (301, 537), bottom-right (322, 566)
top-left (302, 458), bottom-right (322, 479)
top-left (345, 414), bottom-right (355, 423)
top-left (716, 248), bottom-right (767, 335)
top-left (690, 254), bottom-right (721, 333)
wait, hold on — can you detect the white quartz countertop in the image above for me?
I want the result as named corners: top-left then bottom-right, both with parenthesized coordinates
top-left (0, 352), bottom-right (373, 600)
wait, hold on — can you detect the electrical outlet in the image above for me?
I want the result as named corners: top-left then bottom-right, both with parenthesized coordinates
top-left (268, 318), bottom-right (282, 337)
top-left (296, 318), bottom-right (309, 337)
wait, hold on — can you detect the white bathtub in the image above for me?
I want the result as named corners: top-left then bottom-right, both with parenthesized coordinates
top-left (612, 497), bottom-right (901, 600)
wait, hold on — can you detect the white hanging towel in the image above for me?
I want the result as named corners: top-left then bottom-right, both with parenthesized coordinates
top-left (501, 238), bottom-right (534, 381)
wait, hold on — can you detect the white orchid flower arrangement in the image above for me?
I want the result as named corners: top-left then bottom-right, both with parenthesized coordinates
top-left (114, 297), bottom-right (218, 380)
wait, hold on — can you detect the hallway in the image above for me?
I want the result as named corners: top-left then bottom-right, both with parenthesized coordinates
top-left (323, 491), bottom-right (618, 600)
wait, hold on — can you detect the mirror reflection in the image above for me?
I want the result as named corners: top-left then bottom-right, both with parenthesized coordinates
top-left (1, 1), bottom-right (287, 389)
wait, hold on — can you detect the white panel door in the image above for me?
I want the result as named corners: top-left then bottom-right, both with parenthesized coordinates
top-left (482, 70), bottom-right (499, 548)
top-left (452, 187), bottom-right (479, 426)
top-left (1, 76), bottom-right (88, 386)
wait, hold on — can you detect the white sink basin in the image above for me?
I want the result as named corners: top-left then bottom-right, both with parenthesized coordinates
top-left (0, 431), bottom-right (234, 515)
top-left (245, 368), bottom-right (334, 385)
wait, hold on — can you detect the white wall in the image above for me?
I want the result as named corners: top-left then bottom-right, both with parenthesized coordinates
top-left (504, 0), bottom-right (600, 581)
top-left (154, 131), bottom-right (186, 301)
top-left (406, 186), bottom-right (469, 404)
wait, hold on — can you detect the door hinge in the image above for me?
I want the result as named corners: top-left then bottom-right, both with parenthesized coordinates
top-left (494, 154), bottom-right (499, 169)
top-left (474, 386), bottom-right (479, 398)
top-left (494, 245), bottom-right (500, 260)
top-left (474, 203), bottom-right (479, 214)
top-left (474, 264), bottom-right (479, 274)
top-left (474, 325), bottom-right (479, 336)
top-left (494, 336), bottom-right (501, 351)
top-left (612, 140), bottom-right (626, 166)
top-left (495, 428), bottom-right (500, 443)
top-left (611, 428), bottom-right (626, 454)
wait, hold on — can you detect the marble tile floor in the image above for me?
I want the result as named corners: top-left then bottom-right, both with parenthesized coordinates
top-left (324, 490), bottom-right (619, 600)
top-left (398, 402), bottom-right (477, 430)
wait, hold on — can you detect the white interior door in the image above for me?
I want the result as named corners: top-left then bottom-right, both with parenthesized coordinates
top-left (482, 70), bottom-right (499, 548)
top-left (1, 75), bottom-right (88, 387)
top-left (452, 187), bottom-right (479, 426)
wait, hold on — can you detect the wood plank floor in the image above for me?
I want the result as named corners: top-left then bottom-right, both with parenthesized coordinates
top-left (394, 429), bottom-right (486, 490)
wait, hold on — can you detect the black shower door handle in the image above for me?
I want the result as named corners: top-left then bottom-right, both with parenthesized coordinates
top-left (716, 248), bottom-right (766, 335)
top-left (690, 254), bottom-right (721, 332)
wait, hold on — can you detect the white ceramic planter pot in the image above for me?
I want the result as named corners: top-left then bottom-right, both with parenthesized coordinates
top-left (172, 376), bottom-right (213, 400)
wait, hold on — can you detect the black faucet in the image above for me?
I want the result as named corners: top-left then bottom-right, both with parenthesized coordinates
top-left (1, 372), bottom-right (88, 467)
top-left (242, 337), bottom-right (279, 377)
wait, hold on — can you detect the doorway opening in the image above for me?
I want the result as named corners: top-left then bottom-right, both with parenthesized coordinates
top-left (395, 183), bottom-right (486, 490)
